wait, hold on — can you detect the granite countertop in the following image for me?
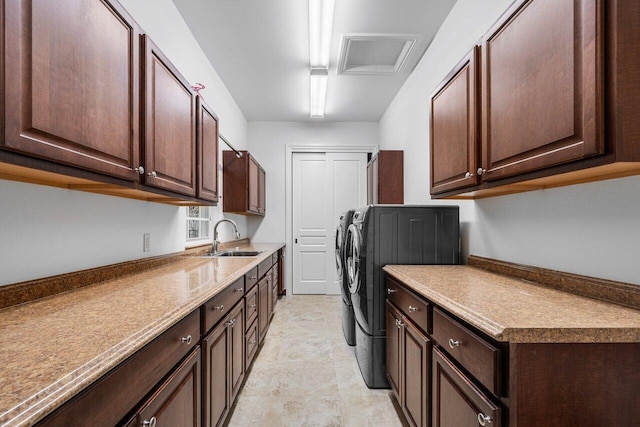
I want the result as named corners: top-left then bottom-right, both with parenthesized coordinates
top-left (0, 243), bottom-right (283, 427)
top-left (384, 264), bottom-right (640, 344)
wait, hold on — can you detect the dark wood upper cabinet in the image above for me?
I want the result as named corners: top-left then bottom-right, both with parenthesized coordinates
top-left (2, 0), bottom-right (142, 181)
top-left (223, 150), bottom-right (266, 216)
top-left (430, 47), bottom-right (480, 195)
top-left (141, 34), bottom-right (196, 197)
top-left (432, 0), bottom-right (640, 199)
top-left (197, 97), bottom-right (219, 203)
top-left (481, 0), bottom-right (603, 181)
top-left (367, 150), bottom-right (404, 204)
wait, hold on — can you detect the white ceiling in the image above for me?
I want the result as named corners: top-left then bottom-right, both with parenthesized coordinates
top-left (172, 0), bottom-right (456, 122)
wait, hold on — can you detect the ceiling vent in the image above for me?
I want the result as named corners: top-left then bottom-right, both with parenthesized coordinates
top-left (337, 34), bottom-right (418, 75)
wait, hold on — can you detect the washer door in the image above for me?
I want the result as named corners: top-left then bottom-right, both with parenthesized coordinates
top-left (346, 224), bottom-right (361, 294)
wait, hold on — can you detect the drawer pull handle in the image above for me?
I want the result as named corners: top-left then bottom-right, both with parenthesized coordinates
top-left (180, 335), bottom-right (192, 345)
top-left (227, 319), bottom-right (237, 328)
top-left (250, 275), bottom-right (257, 280)
top-left (387, 288), bottom-right (397, 295)
top-left (448, 338), bottom-right (462, 348)
top-left (478, 413), bottom-right (492, 426)
top-left (142, 417), bottom-right (157, 427)
top-left (235, 287), bottom-right (244, 293)
top-left (214, 305), bottom-right (224, 311)
top-left (395, 318), bottom-right (404, 328)
top-left (408, 305), bottom-right (418, 312)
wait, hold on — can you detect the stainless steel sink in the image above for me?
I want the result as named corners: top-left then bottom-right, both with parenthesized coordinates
top-left (204, 250), bottom-right (263, 257)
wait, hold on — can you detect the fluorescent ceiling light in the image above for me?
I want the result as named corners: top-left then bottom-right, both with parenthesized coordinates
top-left (309, 0), bottom-right (335, 68)
top-left (310, 68), bottom-right (328, 118)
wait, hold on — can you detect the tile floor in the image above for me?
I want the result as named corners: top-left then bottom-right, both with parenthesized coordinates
top-left (228, 295), bottom-right (405, 427)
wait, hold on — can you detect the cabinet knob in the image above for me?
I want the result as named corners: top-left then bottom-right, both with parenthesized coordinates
top-left (235, 287), bottom-right (244, 293)
top-left (408, 305), bottom-right (418, 312)
top-left (478, 413), bottom-right (493, 426)
top-left (214, 304), bottom-right (224, 311)
top-left (180, 335), bottom-right (192, 345)
top-left (250, 275), bottom-right (257, 280)
top-left (134, 166), bottom-right (145, 175)
top-left (249, 339), bottom-right (257, 345)
top-left (142, 417), bottom-right (157, 427)
top-left (395, 318), bottom-right (405, 328)
top-left (477, 167), bottom-right (487, 176)
top-left (464, 171), bottom-right (473, 179)
top-left (148, 171), bottom-right (157, 178)
top-left (448, 338), bottom-right (462, 348)
top-left (387, 288), bottom-right (397, 295)
top-left (250, 304), bottom-right (257, 309)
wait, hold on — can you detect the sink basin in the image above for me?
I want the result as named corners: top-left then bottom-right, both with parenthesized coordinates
top-left (205, 250), bottom-right (264, 257)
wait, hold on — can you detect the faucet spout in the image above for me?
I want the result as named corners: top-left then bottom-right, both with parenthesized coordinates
top-left (212, 219), bottom-right (240, 254)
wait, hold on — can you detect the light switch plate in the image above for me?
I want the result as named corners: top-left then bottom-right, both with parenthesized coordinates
top-left (143, 233), bottom-right (151, 252)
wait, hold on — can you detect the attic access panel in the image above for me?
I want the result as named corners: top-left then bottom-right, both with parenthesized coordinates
top-left (338, 34), bottom-right (418, 75)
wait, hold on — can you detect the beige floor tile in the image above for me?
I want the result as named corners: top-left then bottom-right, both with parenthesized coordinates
top-left (229, 295), bottom-right (403, 426)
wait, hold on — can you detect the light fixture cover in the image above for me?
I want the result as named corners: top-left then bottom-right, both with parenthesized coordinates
top-left (310, 68), bottom-right (328, 118)
top-left (309, 0), bottom-right (335, 68)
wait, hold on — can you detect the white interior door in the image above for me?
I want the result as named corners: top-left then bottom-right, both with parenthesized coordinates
top-left (292, 152), bottom-right (367, 295)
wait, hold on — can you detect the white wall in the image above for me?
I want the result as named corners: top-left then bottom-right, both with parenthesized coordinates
top-left (247, 121), bottom-right (379, 243)
top-left (380, 0), bottom-right (640, 285)
top-left (0, 0), bottom-right (248, 286)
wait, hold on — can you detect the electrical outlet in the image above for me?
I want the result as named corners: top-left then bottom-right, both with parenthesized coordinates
top-left (143, 233), bottom-right (151, 252)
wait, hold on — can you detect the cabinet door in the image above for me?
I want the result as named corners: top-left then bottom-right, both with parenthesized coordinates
top-left (430, 48), bottom-right (479, 194)
top-left (203, 319), bottom-right (230, 427)
top-left (2, 0), bottom-right (141, 181)
top-left (248, 157), bottom-right (260, 212)
top-left (197, 97), bottom-right (219, 202)
top-left (126, 347), bottom-right (201, 427)
top-left (386, 302), bottom-right (402, 398)
top-left (433, 347), bottom-right (501, 427)
top-left (480, 0), bottom-right (603, 181)
top-left (403, 319), bottom-right (430, 427)
top-left (142, 35), bottom-right (196, 196)
top-left (229, 303), bottom-right (245, 404)
top-left (258, 166), bottom-right (266, 214)
top-left (258, 277), bottom-right (269, 342)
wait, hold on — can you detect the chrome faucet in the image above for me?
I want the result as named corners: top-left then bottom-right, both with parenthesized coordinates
top-left (212, 219), bottom-right (241, 255)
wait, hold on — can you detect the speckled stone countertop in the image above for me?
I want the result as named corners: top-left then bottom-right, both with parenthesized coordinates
top-left (0, 243), bottom-right (283, 427)
top-left (383, 264), bottom-right (640, 344)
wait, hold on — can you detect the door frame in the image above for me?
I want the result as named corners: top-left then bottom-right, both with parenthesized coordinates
top-left (285, 144), bottom-right (378, 296)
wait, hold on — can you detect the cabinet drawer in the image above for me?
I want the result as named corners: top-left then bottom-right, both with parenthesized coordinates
top-left (432, 308), bottom-right (502, 396)
top-left (202, 277), bottom-right (244, 335)
top-left (245, 267), bottom-right (258, 290)
top-left (245, 318), bottom-right (259, 368)
top-left (258, 257), bottom-right (273, 279)
top-left (245, 284), bottom-right (258, 331)
top-left (386, 277), bottom-right (430, 334)
top-left (40, 310), bottom-right (199, 426)
top-left (433, 347), bottom-right (501, 427)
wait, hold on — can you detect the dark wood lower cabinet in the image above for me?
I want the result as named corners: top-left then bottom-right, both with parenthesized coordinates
top-left (432, 347), bottom-right (500, 427)
top-left (386, 301), bottom-right (430, 427)
top-left (124, 347), bottom-right (201, 427)
top-left (258, 276), bottom-right (270, 342)
top-left (202, 301), bottom-right (245, 427)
